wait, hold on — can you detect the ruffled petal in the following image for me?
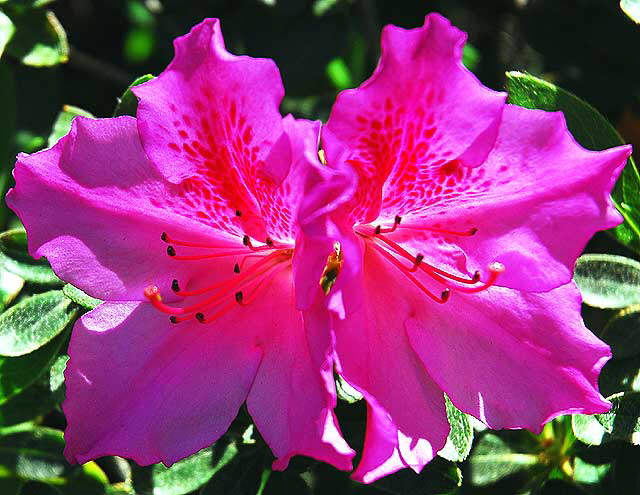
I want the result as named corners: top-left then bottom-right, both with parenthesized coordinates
top-left (406, 282), bottom-right (611, 432)
top-left (330, 240), bottom-right (449, 474)
top-left (323, 13), bottom-right (506, 224)
top-left (351, 395), bottom-right (440, 483)
top-left (385, 105), bottom-right (631, 292)
top-left (7, 116), bottom-right (242, 301)
top-left (133, 18), bottom-right (286, 240)
top-left (63, 301), bottom-right (262, 465)
top-left (246, 268), bottom-right (354, 471)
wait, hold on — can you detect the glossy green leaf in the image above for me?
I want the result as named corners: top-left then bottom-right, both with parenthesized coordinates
top-left (0, 332), bottom-right (65, 405)
top-left (62, 284), bottom-right (101, 310)
top-left (572, 413), bottom-right (607, 446)
top-left (574, 254), bottom-right (640, 309)
top-left (468, 434), bottom-right (538, 485)
top-left (132, 442), bottom-right (238, 495)
top-left (113, 73), bottom-right (153, 117)
top-left (0, 427), bottom-right (108, 495)
top-left (5, 10), bottom-right (68, 67)
top-left (0, 230), bottom-right (60, 285)
top-left (621, 0), bottom-right (640, 22)
top-left (438, 396), bottom-right (473, 462)
top-left (601, 305), bottom-right (640, 359)
top-left (0, 11), bottom-right (15, 59)
top-left (0, 290), bottom-right (77, 356)
top-left (47, 105), bottom-right (94, 147)
top-left (506, 71), bottom-right (640, 253)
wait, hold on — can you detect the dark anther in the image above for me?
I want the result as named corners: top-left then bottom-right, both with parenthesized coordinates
top-left (242, 235), bottom-right (250, 246)
top-left (169, 316), bottom-right (178, 324)
top-left (265, 237), bottom-right (274, 247)
top-left (167, 246), bottom-right (176, 257)
top-left (235, 291), bottom-right (244, 303)
top-left (235, 210), bottom-right (242, 217)
top-left (161, 232), bottom-right (168, 242)
top-left (171, 279), bottom-right (180, 292)
top-left (441, 289), bottom-right (451, 302)
top-left (196, 312), bottom-right (206, 323)
top-left (375, 225), bottom-right (381, 235)
top-left (472, 271), bottom-right (481, 283)
top-left (234, 263), bottom-right (240, 274)
top-left (469, 228), bottom-right (478, 235)
top-left (415, 253), bottom-right (424, 264)
top-left (394, 215), bottom-right (402, 225)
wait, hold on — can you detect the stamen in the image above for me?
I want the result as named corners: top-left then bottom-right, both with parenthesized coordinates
top-left (234, 263), bottom-right (240, 274)
top-left (237, 263), bottom-right (288, 306)
top-left (449, 262), bottom-right (504, 293)
top-left (167, 246), bottom-right (176, 257)
top-left (196, 312), bottom-right (206, 323)
top-left (243, 235), bottom-right (280, 252)
top-left (401, 225), bottom-right (478, 236)
top-left (375, 215), bottom-right (403, 234)
top-left (161, 232), bottom-right (245, 249)
top-left (370, 243), bottom-right (449, 304)
top-left (166, 248), bottom-right (249, 260)
top-left (235, 210), bottom-right (242, 217)
top-left (235, 291), bottom-right (243, 303)
top-left (171, 279), bottom-right (180, 292)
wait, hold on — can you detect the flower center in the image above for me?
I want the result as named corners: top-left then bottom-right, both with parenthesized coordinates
top-left (354, 215), bottom-right (504, 303)
top-left (144, 227), bottom-right (293, 324)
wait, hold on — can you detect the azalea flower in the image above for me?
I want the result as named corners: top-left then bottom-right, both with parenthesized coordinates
top-left (7, 19), bottom-right (355, 470)
top-left (313, 13), bottom-right (633, 482)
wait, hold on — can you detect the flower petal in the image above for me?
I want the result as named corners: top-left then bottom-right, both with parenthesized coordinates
top-left (133, 18), bottom-right (286, 240)
top-left (388, 105), bottom-right (631, 292)
top-left (63, 301), bottom-right (262, 465)
top-left (323, 13), bottom-right (506, 223)
top-left (7, 116), bottom-right (243, 301)
top-left (330, 240), bottom-right (449, 474)
top-left (246, 268), bottom-right (354, 471)
top-left (406, 282), bottom-right (611, 432)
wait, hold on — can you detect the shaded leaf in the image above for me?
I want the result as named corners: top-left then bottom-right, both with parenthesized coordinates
top-left (572, 457), bottom-right (611, 485)
top-left (62, 284), bottom-right (101, 310)
top-left (5, 10), bottom-right (68, 67)
top-left (438, 395), bottom-right (473, 462)
top-left (596, 392), bottom-right (640, 444)
top-left (365, 457), bottom-right (462, 495)
top-left (601, 305), bottom-right (640, 359)
top-left (0, 290), bottom-right (77, 356)
top-left (199, 450), bottom-right (264, 495)
top-left (47, 105), bottom-right (94, 147)
top-left (574, 254), bottom-right (640, 309)
top-left (113, 74), bottom-right (153, 117)
top-left (506, 71), bottom-right (640, 253)
top-left (0, 229), bottom-right (60, 285)
top-left (468, 433), bottom-right (538, 485)
top-left (0, 331), bottom-right (65, 405)
top-left (132, 441), bottom-right (238, 495)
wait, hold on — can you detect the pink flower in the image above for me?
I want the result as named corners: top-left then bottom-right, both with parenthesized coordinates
top-left (7, 19), bottom-right (355, 470)
top-left (312, 13), bottom-right (633, 483)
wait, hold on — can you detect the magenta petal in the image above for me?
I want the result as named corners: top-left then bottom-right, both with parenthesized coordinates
top-left (406, 283), bottom-right (611, 432)
top-left (323, 13), bottom-right (506, 223)
top-left (247, 269), bottom-right (354, 471)
top-left (7, 116), bottom-right (237, 301)
top-left (332, 241), bottom-right (449, 471)
top-left (63, 302), bottom-right (262, 465)
top-left (134, 19), bottom-right (286, 239)
top-left (391, 105), bottom-right (631, 292)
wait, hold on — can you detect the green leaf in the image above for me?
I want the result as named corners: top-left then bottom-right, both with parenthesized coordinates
top-left (574, 254), bottom-right (640, 309)
top-left (601, 305), bottom-right (640, 359)
top-left (62, 284), bottom-right (101, 310)
top-left (438, 396), bottom-right (473, 462)
top-left (113, 74), bottom-right (153, 117)
top-left (47, 105), bottom-right (94, 147)
top-left (5, 10), bottom-right (68, 66)
top-left (0, 10), bottom-right (16, 59)
top-left (48, 353), bottom-right (68, 401)
top-left (505, 71), bottom-right (640, 253)
top-left (199, 449), bottom-right (265, 495)
top-left (369, 457), bottom-right (462, 495)
top-left (621, 0), bottom-right (640, 23)
top-left (572, 457), bottom-right (611, 485)
top-left (326, 57), bottom-right (352, 91)
top-left (0, 230), bottom-right (60, 285)
top-left (468, 433), bottom-right (539, 485)
top-left (132, 441), bottom-right (238, 495)
top-left (335, 374), bottom-right (362, 404)
top-left (462, 44), bottom-right (480, 72)
top-left (0, 290), bottom-right (77, 356)
top-left (572, 413), bottom-right (607, 446)
top-left (595, 392), bottom-right (640, 444)
top-left (0, 426), bottom-right (108, 495)
top-left (0, 332), bottom-right (65, 405)
top-left (0, 269), bottom-right (23, 310)
top-left (0, 383), bottom-right (57, 426)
